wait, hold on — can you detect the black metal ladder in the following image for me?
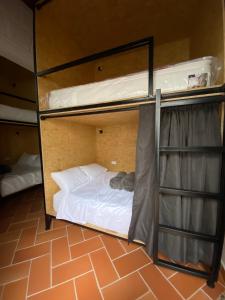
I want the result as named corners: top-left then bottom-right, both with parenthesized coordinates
top-left (153, 89), bottom-right (225, 287)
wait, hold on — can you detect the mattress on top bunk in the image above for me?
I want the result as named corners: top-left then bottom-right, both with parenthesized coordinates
top-left (53, 171), bottom-right (133, 235)
top-left (0, 104), bottom-right (37, 123)
top-left (1, 165), bottom-right (42, 197)
top-left (48, 56), bottom-right (219, 110)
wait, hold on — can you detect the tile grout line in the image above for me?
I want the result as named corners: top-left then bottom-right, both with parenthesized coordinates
top-left (139, 247), bottom-right (153, 263)
top-left (118, 239), bottom-right (128, 253)
top-left (88, 253), bottom-right (104, 300)
top-left (66, 226), bottom-right (72, 261)
top-left (137, 271), bottom-right (158, 300)
top-left (200, 288), bottom-right (214, 300)
top-left (25, 260), bottom-right (32, 299)
top-left (72, 279), bottom-right (78, 300)
top-left (10, 229), bottom-right (24, 265)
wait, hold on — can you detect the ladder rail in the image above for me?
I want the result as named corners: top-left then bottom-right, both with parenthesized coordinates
top-left (153, 88), bottom-right (225, 287)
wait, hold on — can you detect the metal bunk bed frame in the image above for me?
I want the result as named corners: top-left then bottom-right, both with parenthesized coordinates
top-left (33, 3), bottom-right (225, 287)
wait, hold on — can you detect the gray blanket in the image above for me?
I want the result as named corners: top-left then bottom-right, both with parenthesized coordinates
top-left (110, 172), bottom-right (135, 192)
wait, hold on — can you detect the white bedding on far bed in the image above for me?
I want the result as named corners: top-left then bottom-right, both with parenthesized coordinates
top-left (1, 165), bottom-right (42, 197)
top-left (53, 171), bottom-right (133, 235)
top-left (0, 104), bottom-right (37, 123)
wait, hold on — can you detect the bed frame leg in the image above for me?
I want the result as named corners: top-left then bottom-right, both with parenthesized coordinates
top-left (45, 214), bottom-right (52, 230)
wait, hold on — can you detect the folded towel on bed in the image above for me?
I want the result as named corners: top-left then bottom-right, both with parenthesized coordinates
top-left (109, 172), bottom-right (127, 190)
top-left (110, 171), bottom-right (135, 192)
top-left (121, 172), bottom-right (135, 192)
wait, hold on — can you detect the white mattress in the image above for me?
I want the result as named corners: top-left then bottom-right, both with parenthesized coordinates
top-left (53, 171), bottom-right (133, 235)
top-left (48, 56), bottom-right (218, 110)
top-left (1, 165), bottom-right (42, 197)
top-left (0, 104), bottom-right (37, 123)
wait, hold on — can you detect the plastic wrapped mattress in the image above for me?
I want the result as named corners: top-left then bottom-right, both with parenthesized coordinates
top-left (47, 56), bottom-right (219, 110)
top-left (0, 104), bottom-right (37, 123)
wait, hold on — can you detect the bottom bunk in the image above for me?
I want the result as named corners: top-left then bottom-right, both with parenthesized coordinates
top-left (0, 153), bottom-right (42, 197)
top-left (40, 109), bottom-right (139, 237)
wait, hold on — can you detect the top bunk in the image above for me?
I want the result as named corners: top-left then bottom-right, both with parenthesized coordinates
top-left (0, 56), bottom-right (38, 127)
top-left (35, 0), bottom-right (225, 117)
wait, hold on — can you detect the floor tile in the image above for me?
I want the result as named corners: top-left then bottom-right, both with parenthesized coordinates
top-left (2, 278), bottom-right (27, 300)
top-left (169, 269), bottom-right (205, 298)
top-left (0, 230), bottom-right (21, 244)
top-left (52, 219), bottom-right (69, 229)
top-left (13, 241), bottom-right (50, 263)
top-left (70, 236), bottom-right (103, 259)
top-left (17, 227), bottom-right (36, 250)
top-left (203, 281), bottom-right (225, 300)
top-left (90, 248), bottom-right (118, 287)
top-left (28, 280), bottom-right (75, 300)
top-left (119, 239), bottom-right (141, 253)
top-left (8, 220), bottom-right (38, 232)
top-left (0, 217), bottom-right (13, 233)
top-left (0, 241), bottom-right (17, 267)
top-left (12, 212), bottom-right (28, 223)
top-left (113, 248), bottom-right (150, 277)
top-left (75, 271), bottom-right (102, 300)
top-left (102, 272), bottom-right (148, 300)
top-left (189, 290), bottom-right (211, 299)
top-left (52, 236), bottom-right (70, 267)
top-left (52, 255), bottom-right (92, 285)
top-left (140, 264), bottom-right (182, 300)
top-left (28, 254), bottom-right (51, 296)
top-left (101, 235), bottom-right (125, 259)
top-left (139, 291), bottom-right (157, 299)
top-left (36, 227), bottom-right (66, 244)
top-left (83, 228), bottom-right (101, 240)
top-left (0, 261), bottom-right (30, 285)
top-left (67, 225), bottom-right (84, 245)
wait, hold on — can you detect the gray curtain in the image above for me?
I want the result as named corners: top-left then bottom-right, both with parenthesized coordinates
top-left (128, 103), bottom-right (221, 265)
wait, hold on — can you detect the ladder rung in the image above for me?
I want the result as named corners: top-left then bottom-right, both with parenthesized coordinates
top-left (160, 187), bottom-right (223, 200)
top-left (160, 146), bottom-right (224, 153)
top-left (156, 259), bottom-right (209, 279)
top-left (159, 224), bottom-right (218, 242)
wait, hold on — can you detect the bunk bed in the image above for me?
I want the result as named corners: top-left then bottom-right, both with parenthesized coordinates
top-left (35, 36), bottom-right (225, 288)
top-left (0, 92), bottom-right (42, 197)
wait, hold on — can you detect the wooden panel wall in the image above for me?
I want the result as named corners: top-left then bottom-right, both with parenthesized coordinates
top-left (0, 125), bottom-right (39, 165)
top-left (96, 121), bottom-right (138, 172)
top-left (40, 119), bottom-right (96, 215)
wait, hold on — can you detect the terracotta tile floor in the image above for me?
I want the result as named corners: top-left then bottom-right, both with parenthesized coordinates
top-left (0, 186), bottom-right (225, 300)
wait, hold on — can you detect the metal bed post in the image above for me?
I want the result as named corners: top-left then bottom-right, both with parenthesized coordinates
top-left (32, 4), bottom-right (51, 230)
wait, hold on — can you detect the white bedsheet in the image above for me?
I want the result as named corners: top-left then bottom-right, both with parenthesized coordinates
top-left (48, 56), bottom-right (218, 109)
top-left (0, 104), bottom-right (37, 123)
top-left (53, 172), bottom-right (133, 235)
top-left (1, 165), bottom-right (42, 197)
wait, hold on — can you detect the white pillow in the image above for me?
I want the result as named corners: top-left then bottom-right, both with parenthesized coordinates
top-left (51, 166), bottom-right (89, 192)
top-left (17, 153), bottom-right (37, 167)
top-left (80, 163), bottom-right (107, 180)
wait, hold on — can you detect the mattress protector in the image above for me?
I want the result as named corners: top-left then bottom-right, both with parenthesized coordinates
top-left (0, 104), bottom-right (37, 123)
top-left (48, 56), bottom-right (219, 110)
top-left (53, 171), bottom-right (133, 235)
